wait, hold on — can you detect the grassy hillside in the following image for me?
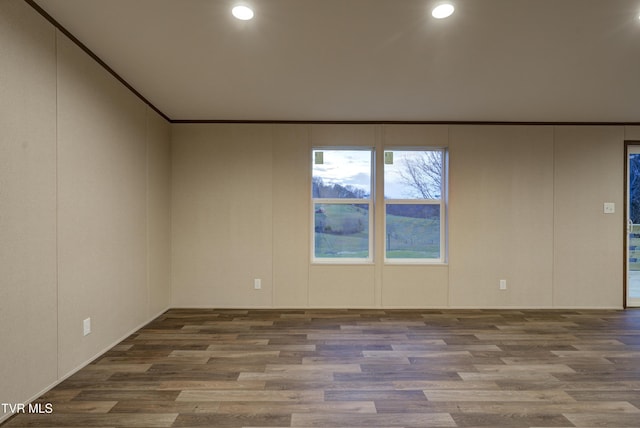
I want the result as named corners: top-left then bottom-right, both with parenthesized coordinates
top-left (315, 204), bottom-right (369, 258)
top-left (314, 204), bottom-right (441, 259)
top-left (386, 213), bottom-right (440, 259)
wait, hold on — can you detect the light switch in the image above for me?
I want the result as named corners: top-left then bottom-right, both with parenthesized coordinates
top-left (603, 202), bottom-right (615, 214)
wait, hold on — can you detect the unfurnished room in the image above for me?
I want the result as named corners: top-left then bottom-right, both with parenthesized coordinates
top-left (2, 0), bottom-right (640, 427)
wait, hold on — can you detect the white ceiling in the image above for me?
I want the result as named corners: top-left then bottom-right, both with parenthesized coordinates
top-left (33, 0), bottom-right (640, 122)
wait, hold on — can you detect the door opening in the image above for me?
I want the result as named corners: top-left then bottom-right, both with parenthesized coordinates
top-left (625, 143), bottom-right (640, 307)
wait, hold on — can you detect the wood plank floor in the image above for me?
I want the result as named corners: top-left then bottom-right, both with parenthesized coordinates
top-left (4, 308), bottom-right (640, 427)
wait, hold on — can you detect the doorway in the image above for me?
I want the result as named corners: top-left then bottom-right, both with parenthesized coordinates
top-left (626, 143), bottom-right (640, 307)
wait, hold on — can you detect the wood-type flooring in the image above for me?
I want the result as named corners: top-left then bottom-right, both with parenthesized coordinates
top-left (4, 308), bottom-right (640, 427)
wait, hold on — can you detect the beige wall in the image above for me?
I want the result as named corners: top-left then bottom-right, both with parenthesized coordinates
top-left (171, 124), bottom-right (274, 307)
top-left (272, 125), bottom-right (311, 306)
top-left (0, 2), bottom-right (171, 421)
top-left (0, 0), bottom-right (58, 416)
top-left (553, 127), bottom-right (624, 307)
top-left (147, 110), bottom-right (172, 315)
top-left (626, 126), bottom-right (640, 141)
top-left (449, 125), bottom-right (555, 307)
top-left (56, 31), bottom-right (149, 375)
top-left (172, 123), bottom-right (625, 310)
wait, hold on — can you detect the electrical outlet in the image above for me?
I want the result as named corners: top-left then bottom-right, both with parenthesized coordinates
top-left (83, 317), bottom-right (91, 336)
top-left (254, 278), bottom-right (262, 290)
top-left (499, 280), bottom-right (507, 290)
top-left (603, 202), bottom-right (615, 214)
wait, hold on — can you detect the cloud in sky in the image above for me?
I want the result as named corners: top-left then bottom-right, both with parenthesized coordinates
top-left (312, 149), bottom-right (441, 199)
top-left (313, 149), bottom-right (371, 192)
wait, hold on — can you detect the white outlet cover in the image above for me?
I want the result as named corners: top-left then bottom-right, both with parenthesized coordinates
top-left (83, 318), bottom-right (91, 336)
top-left (603, 202), bottom-right (615, 214)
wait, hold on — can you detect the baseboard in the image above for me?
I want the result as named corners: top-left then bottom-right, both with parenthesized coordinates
top-left (169, 305), bottom-right (625, 311)
top-left (447, 305), bottom-right (624, 310)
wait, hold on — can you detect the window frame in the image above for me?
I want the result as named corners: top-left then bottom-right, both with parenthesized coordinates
top-left (383, 147), bottom-right (447, 264)
top-left (311, 147), bottom-right (375, 264)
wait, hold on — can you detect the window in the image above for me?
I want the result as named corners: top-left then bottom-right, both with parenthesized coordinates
top-left (312, 149), bottom-right (373, 262)
top-left (384, 149), bottom-right (446, 263)
top-left (310, 147), bottom-right (447, 264)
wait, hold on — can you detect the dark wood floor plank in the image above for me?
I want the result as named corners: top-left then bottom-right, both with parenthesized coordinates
top-left (172, 413), bottom-right (290, 427)
top-left (5, 308), bottom-right (640, 428)
top-left (3, 412), bottom-right (177, 427)
top-left (291, 412), bottom-right (457, 427)
top-left (451, 412), bottom-right (574, 427)
top-left (563, 412), bottom-right (640, 427)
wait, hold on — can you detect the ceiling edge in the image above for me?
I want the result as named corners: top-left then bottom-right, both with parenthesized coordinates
top-left (21, 1), bottom-right (640, 127)
top-left (172, 120), bottom-right (640, 126)
top-left (24, 0), bottom-right (172, 122)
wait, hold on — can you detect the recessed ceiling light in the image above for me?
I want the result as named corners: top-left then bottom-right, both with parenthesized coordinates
top-left (232, 5), bottom-right (254, 20)
top-left (432, 3), bottom-right (455, 19)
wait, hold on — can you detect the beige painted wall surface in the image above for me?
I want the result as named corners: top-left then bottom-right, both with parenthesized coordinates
top-left (311, 124), bottom-right (377, 147)
top-left (1, 4), bottom-right (172, 420)
top-left (381, 265), bottom-right (449, 307)
top-left (448, 126), bottom-right (555, 307)
top-left (0, 0), bottom-right (57, 414)
top-left (172, 123), bottom-right (626, 309)
top-left (147, 110), bottom-right (172, 315)
top-left (553, 126), bottom-right (624, 308)
top-left (626, 126), bottom-right (640, 141)
top-left (308, 265), bottom-right (376, 307)
top-left (56, 32), bottom-right (150, 375)
top-left (172, 124), bottom-right (274, 307)
top-left (382, 124), bottom-right (449, 147)
top-left (272, 125), bottom-right (311, 307)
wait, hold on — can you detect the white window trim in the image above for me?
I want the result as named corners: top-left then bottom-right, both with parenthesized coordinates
top-left (311, 148), bottom-right (375, 264)
top-left (383, 148), bottom-right (447, 264)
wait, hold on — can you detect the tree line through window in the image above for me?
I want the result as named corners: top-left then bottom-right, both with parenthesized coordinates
top-left (312, 148), bottom-right (446, 263)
